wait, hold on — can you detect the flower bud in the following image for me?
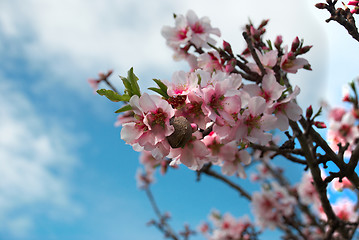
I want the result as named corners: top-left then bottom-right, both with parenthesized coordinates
top-left (299, 45), bottom-right (312, 54)
top-left (306, 105), bottom-right (313, 119)
top-left (291, 37), bottom-right (300, 52)
top-left (348, 1), bottom-right (359, 6)
top-left (314, 121), bottom-right (327, 129)
top-left (166, 116), bottom-right (192, 148)
top-left (274, 35), bottom-right (283, 49)
top-left (225, 58), bottom-right (236, 73)
top-left (315, 3), bottom-right (327, 9)
top-left (223, 40), bottom-right (233, 55)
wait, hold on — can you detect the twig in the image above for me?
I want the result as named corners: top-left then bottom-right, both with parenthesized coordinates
top-left (242, 32), bottom-right (266, 79)
top-left (323, 1), bottom-right (359, 42)
top-left (145, 187), bottom-right (179, 240)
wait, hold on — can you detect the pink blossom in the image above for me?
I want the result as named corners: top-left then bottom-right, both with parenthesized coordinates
top-left (318, 198), bottom-right (358, 222)
top-left (201, 73), bottom-right (242, 126)
top-left (202, 132), bottom-right (251, 177)
top-left (161, 10), bottom-right (220, 50)
top-left (329, 107), bottom-right (346, 122)
top-left (243, 73), bottom-right (286, 103)
top-left (252, 183), bottom-right (296, 229)
top-left (236, 96), bottom-right (277, 145)
top-left (327, 111), bottom-right (359, 154)
top-left (332, 198), bottom-right (358, 221)
top-left (247, 49), bottom-right (278, 74)
top-left (167, 70), bottom-right (198, 97)
top-left (121, 93), bottom-right (175, 157)
top-left (114, 111), bottom-right (135, 127)
top-left (202, 211), bottom-right (253, 240)
top-left (175, 92), bottom-right (210, 130)
top-left (168, 131), bottom-right (210, 170)
top-left (269, 86), bottom-right (302, 131)
top-left (186, 10), bottom-right (221, 48)
top-left (161, 14), bottom-right (191, 49)
top-left (280, 47), bottom-right (309, 73)
top-left (332, 177), bottom-right (354, 192)
top-left (197, 51), bottom-right (224, 72)
top-left (221, 149), bottom-right (251, 178)
top-left (297, 171), bottom-right (320, 205)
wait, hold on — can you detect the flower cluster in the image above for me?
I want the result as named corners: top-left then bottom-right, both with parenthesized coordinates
top-left (199, 211), bottom-right (258, 240)
top-left (251, 183), bottom-right (297, 229)
top-left (92, 6), bottom-right (359, 240)
top-left (100, 11), bottom-right (309, 178)
top-left (326, 80), bottom-right (359, 154)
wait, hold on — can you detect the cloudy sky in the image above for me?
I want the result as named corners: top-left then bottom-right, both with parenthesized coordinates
top-left (0, 0), bottom-right (358, 239)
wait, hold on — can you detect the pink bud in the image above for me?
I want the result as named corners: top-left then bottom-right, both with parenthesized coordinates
top-left (315, 3), bottom-right (327, 9)
top-left (300, 45), bottom-right (312, 54)
top-left (314, 121), bottom-right (327, 128)
top-left (348, 1), bottom-right (359, 6)
top-left (259, 19), bottom-right (269, 29)
top-left (225, 58), bottom-right (236, 73)
top-left (291, 37), bottom-right (300, 52)
top-left (223, 40), bottom-right (233, 55)
top-left (306, 105), bottom-right (313, 119)
top-left (274, 35), bottom-right (283, 49)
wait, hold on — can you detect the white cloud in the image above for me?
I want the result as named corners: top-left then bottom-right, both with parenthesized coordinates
top-left (0, 0), bottom-right (330, 96)
top-left (0, 79), bottom-right (81, 237)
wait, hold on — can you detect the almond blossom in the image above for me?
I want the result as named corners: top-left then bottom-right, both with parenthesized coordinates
top-left (202, 132), bottom-right (251, 177)
top-left (252, 183), bottom-right (296, 229)
top-left (327, 111), bottom-right (359, 153)
top-left (168, 131), bottom-right (210, 170)
top-left (280, 47), bottom-right (310, 73)
top-left (236, 96), bottom-right (277, 145)
top-left (202, 212), bottom-right (254, 240)
top-left (247, 49), bottom-right (278, 74)
top-left (269, 86), bottom-right (303, 131)
top-left (121, 93), bottom-right (175, 157)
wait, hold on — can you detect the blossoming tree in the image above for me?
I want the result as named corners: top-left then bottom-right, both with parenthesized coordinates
top-left (89, 1), bottom-right (359, 239)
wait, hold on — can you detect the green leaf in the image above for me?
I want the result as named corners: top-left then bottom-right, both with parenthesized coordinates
top-left (127, 67), bottom-right (141, 97)
top-left (152, 79), bottom-right (169, 98)
top-left (119, 76), bottom-right (133, 96)
top-left (148, 87), bottom-right (169, 99)
top-left (153, 79), bottom-right (168, 93)
top-left (312, 106), bottom-right (323, 120)
top-left (114, 104), bottom-right (133, 113)
top-left (207, 42), bottom-right (219, 51)
top-left (97, 89), bottom-right (130, 102)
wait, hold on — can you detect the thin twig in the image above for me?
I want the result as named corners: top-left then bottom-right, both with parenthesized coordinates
top-left (242, 32), bottom-right (266, 79)
top-left (145, 187), bottom-right (179, 240)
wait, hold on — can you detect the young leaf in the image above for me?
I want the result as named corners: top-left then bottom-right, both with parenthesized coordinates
top-left (152, 79), bottom-right (169, 98)
top-left (148, 87), bottom-right (169, 99)
top-left (127, 68), bottom-right (141, 97)
top-left (119, 76), bottom-right (133, 96)
top-left (115, 104), bottom-right (133, 113)
top-left (153, 79), bottom-right (168, 93)
top-left (97, 89), bottom-right (130, 102)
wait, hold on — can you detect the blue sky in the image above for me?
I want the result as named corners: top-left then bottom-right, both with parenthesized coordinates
top-left (1, 0), bottom-right (359, 239)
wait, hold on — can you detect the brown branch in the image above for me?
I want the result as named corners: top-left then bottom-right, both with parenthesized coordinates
top-left (242, 32), bottom-right (266, 79)
top-left (290, 122), bottom-right (337, 220)
top-left (299, 118), bottom-right (359, 190)
top-left (322, 1), bottom-right (359, 42)
top-left (145, 187), bottom-right (180, 240)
